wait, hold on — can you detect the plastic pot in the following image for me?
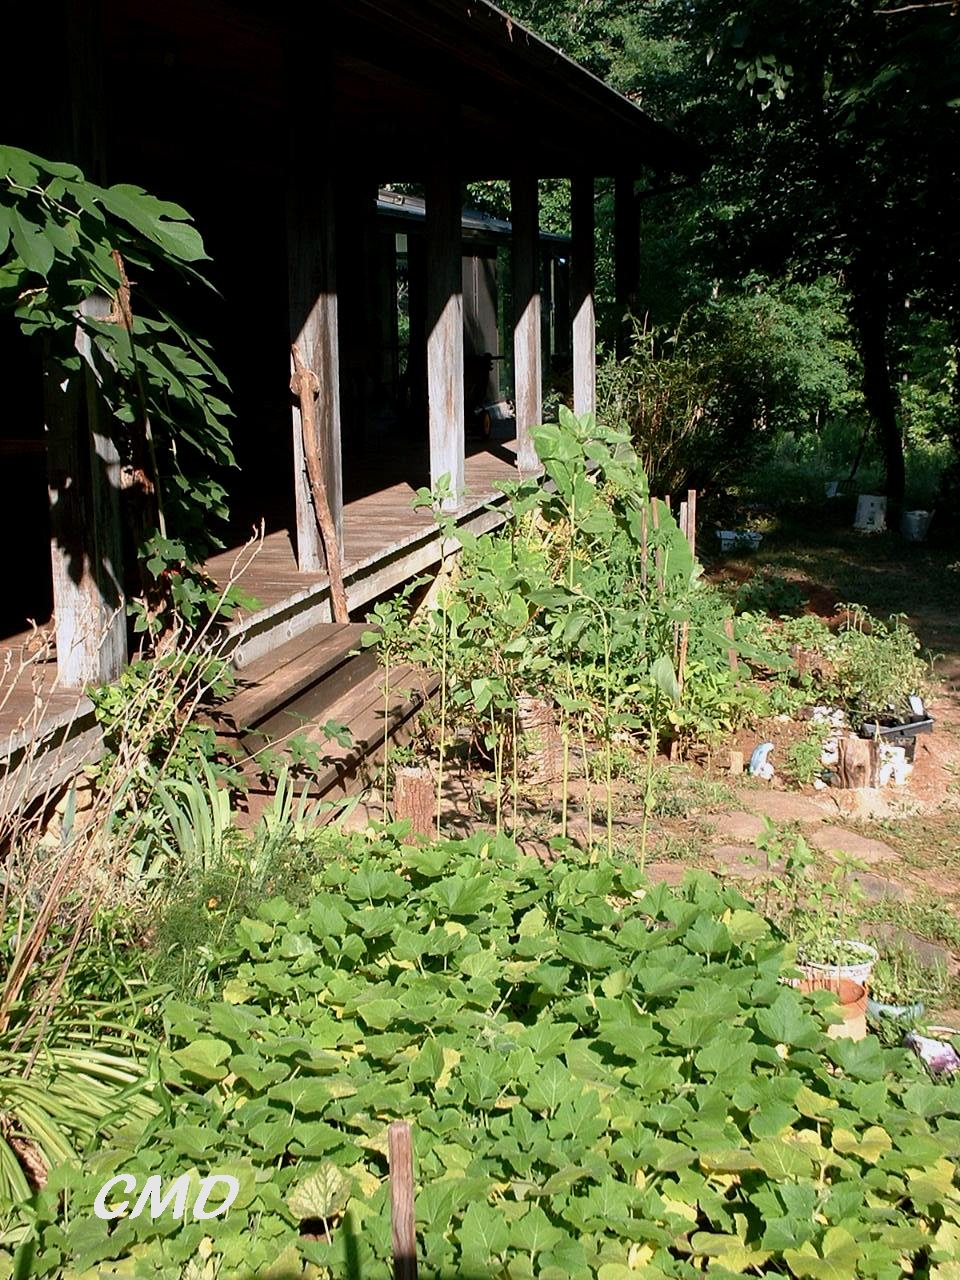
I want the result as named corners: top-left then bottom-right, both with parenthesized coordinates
top-left (798, 940), bottom-right (878, 987)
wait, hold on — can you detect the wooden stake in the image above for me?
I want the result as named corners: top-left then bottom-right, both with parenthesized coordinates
top-left (686, 488), bottom-right (697, 557)
top-left (678, 500), bottom-right (688, 543)
top-left (677, 620), bottom-right (690, 696)
top-left (650, 499), bottom-right (664, 594)
top-left (640, 503), bottom-right (648, 589)
top-left (723, 617), bottom-right (739, 673)
top-left (388, 1121), bottom-right (417, 1280)
top-left (291, 344), bottom-right (349, 622)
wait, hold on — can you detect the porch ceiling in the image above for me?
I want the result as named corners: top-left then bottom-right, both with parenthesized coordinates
top-left (96, 0), bottom-right (700, 182)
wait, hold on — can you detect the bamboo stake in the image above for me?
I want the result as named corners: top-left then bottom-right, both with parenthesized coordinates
top-left (290, 343), bottom-right (349, 622)
top-left (388, 1121), bottom-right (418, 1280)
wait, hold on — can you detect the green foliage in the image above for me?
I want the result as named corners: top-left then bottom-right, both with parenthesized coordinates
top-left (420, 411), bottom-right (760, 750)
top-left (598, 278), bottom-right (857, 494)
top-left (869, 947), bottom-right (947, 1011)
top-left (0, 906), bottom-right (161, 1240)
top-left (780, 730), bottom-right (826, 788)
top-left (88, 648), bottom-right (237, 810)
top-left (743, 605), bottom-right (927, 725)
top-left (0, 144), bottom-right (237, 622)
top-left (14, 833), bottom-right (960, 1279)
top-left (735, 571), bottom-right (805, 617)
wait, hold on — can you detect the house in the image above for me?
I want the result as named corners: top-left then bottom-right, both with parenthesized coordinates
top-left (0, 0), bottom-right (698, 802)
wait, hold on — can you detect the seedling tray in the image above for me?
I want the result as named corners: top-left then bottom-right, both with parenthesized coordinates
top-left (859, 715), bottom-right (934, 741)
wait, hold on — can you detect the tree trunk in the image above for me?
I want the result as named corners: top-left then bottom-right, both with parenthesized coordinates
top-left (849, 260), bottom-right (905, 508)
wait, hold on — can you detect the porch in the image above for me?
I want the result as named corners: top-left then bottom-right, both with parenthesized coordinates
top-left (1, 0), bottom-right (700, 807)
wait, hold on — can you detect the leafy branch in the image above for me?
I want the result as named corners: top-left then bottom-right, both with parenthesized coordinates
top-left (0, 145), bottom-right (238, 631)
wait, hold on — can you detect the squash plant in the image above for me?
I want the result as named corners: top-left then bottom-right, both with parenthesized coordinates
top-left (15, 832), bottom-right (960, 1279)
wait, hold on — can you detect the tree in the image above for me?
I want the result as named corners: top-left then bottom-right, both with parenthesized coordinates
top-left (644, 0), bottom-right (960, 504)
top-left (502, 0), bottom-right (960, 503)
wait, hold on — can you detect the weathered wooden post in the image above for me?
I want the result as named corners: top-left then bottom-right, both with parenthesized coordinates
top-left (388, 1121), bottom-right (417, 1280)
top-left (392, 767), bottom-right (435, 840)
top-left (571, 176), bottom-right (596, 418)
top-left (425, 170), bottom-right (465, 508)
top-left (511, 175), bottom-right (542, 475)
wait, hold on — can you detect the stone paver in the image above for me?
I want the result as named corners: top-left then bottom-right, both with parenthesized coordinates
top-left (710, 811), bottom-right (767, 844)
top-left (644, 861), bottom-right (688, 887)
top-left (710, 844), bottom-right (781, 880)
top-left (740, 790), bottom-right (830, 824)
top-left (827, 789), bottom-right (922, 822)
top-left (868, 923), bottom-right (957, 974)
top-left (851, 872), bottom-right (910, 902)
top-left (807, 825), bottom-right (899, 865)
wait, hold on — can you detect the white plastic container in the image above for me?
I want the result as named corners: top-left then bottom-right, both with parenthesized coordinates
top-left (798, 940), bottom-right (879, 986)
top-left (900, 510), bottom-right (933, 543)
top-left (854, 495), bottom-right (887, 532)
top-left (824, 481), bottom-right (839, 498)
top-left (717, 530), bottom-right (763, 552)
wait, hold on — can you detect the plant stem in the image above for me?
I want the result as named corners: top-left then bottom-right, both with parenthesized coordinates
top-left (639, 716), bottom-right (657, 875)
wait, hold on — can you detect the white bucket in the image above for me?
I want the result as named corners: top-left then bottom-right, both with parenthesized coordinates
top-left (824, 481), bottom-right (839, 498)
top-left (854, 494), bottom-right (887, 532)
top-left (901, 510), bottom-right (933, 543)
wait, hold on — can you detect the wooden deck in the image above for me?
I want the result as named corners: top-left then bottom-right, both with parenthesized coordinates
top-left (207, 436), bottom-right (522, 666)
top-left (0, 437), bottom-right (523, 804)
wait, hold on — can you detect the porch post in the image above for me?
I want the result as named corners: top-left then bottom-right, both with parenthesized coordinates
top-left (43, 0), bottom-right (126, 690)
top-left (615, 175), bottom-right (640, 357)
top-left (511, 175), bottom-right (542, 474)
top-left (45, 296), bottom-right (128, 689)
top-left (571, 176), bottom-right (596, 418)
top-left (288, 173), bottom-right (343, 573)
top-left (425, 171), bottom-right (464, 507)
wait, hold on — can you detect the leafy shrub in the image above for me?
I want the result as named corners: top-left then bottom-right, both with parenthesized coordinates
top-left (743, 607), bottom-right (928, 724)
top-left (780, 729), bottom-right (827, 787)
top-left (734, 571), bottom-right (805, 617)
top-left (17, 833), bottom-right (960, 1279)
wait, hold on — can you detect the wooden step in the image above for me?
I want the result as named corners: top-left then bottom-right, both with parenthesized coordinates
top-left (238, 661), bottom-right (439, 811)
top-left (217, 623), bottom-right (369, 734)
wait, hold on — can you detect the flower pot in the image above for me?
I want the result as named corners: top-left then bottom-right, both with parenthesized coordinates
top-left (798, 940), bottom-right (878, 987)
top-left (797, 976), bottom-right (867, 1041)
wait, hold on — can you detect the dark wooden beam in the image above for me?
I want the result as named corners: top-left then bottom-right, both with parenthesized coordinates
top-left (511, 176), bottom-right (542, 474)
top-left (425, 170), bottom-right (464, 506)
top-left (571, 176), bottom-right (596, 418)
top-left (615, 175), bottom-right (641, 358)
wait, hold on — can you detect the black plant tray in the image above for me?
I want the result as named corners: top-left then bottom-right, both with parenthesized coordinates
top-left (859, 714), bottom-right (934, 741)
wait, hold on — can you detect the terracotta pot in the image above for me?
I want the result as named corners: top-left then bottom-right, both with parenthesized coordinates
top-left (796, 976), bottom-right (867, 1041)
